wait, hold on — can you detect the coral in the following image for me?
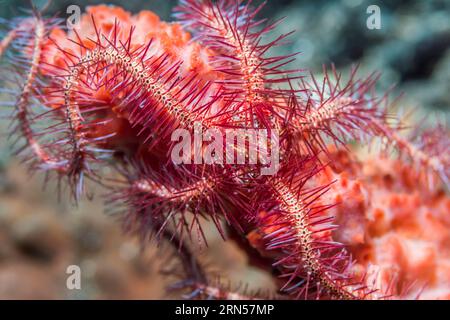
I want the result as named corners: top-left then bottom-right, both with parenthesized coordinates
top-left (0, 1), bottom-right (448, 300)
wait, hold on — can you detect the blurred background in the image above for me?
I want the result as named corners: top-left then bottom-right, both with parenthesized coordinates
top-left (0, 0), bottom-right (449, 299)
